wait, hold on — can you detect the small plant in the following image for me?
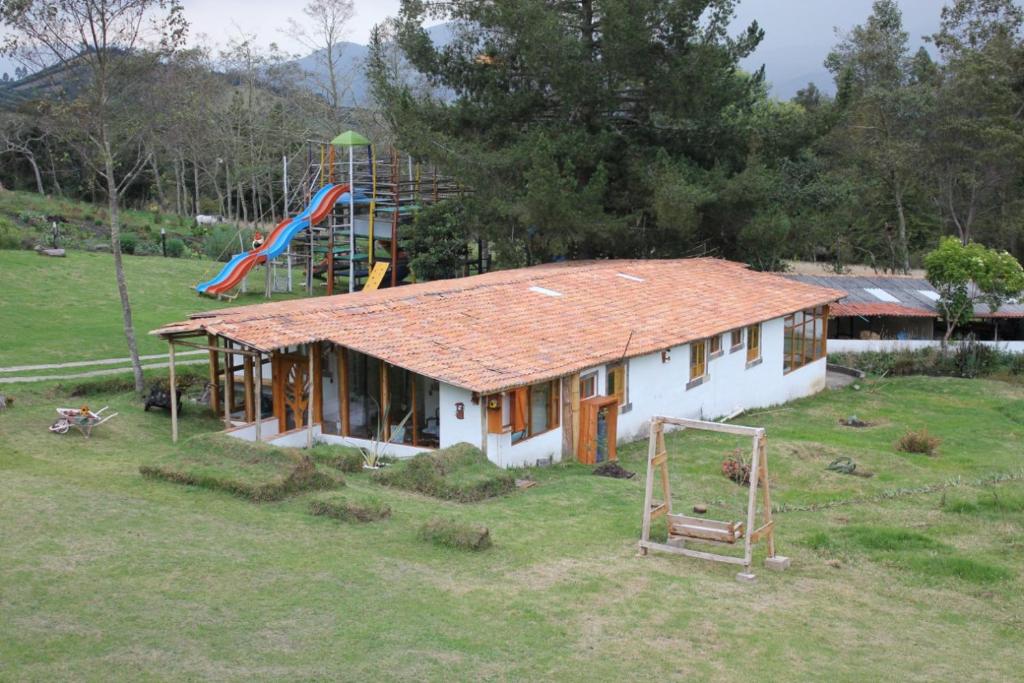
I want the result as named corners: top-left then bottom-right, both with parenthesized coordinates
top-left (120, 233), bottom-right (137, 254)
top-left (165, 237), bottom-right (185, 257)
top-left (896, 429), bottom-right (941, 456)
top-left (309, 497), bottom-right (391, 523)
top-left (418, 517), bottom-right (492, 551)
top-left (721, 448), bottom-right (750, 485)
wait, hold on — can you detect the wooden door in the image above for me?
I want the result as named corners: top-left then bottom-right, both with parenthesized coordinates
top-left (273, 352), bottom-right (311, 432)
top-left (578, 395), bottom-right (619, 464)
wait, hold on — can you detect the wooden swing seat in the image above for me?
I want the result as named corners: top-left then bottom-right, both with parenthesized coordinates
top-left (668, 513), bottom-right (744, 544)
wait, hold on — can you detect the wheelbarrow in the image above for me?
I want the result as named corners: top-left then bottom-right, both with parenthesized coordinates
top-left (49, 405), bottom-right (118, 438)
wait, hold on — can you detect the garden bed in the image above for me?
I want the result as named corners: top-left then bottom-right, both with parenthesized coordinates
top-left (374, 442), bottom-right (515, 502)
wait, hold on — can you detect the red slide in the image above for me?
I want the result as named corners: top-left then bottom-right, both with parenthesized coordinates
top-left (205, 184), bottom-right (350, 296)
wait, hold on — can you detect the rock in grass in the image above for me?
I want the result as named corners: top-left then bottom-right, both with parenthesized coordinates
top-left (418, 516), bottom-right (492, 551)
top-left (309, 498), bottom-right (391, 523)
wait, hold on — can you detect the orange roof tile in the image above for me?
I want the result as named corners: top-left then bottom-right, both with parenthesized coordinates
top-left (153, 259), bottom-right (844, 393)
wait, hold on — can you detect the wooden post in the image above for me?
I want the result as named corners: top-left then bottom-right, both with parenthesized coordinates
top-left (742, 430), bottom-right (763, 575)
top-left (312, 342), bottom-right (323, 424)
top-left (255, 353), bottom-right (262, 442)
top-left (207, 334), bottom-right (220, 416)
top-left (758, 435), bottom-right (776, 557)
top-left (169, 340), bottom-right (179, 443)
top-left (638, 418), bottom-right (660, 555)
top-left (380, 361), bottom-right (390, 443)
top-left (338, 346), bottom-right (350, 436)
top-left (223, 342), bottom-right (232, 429)
top-left (307, 343), bottom-right (315, 448)
top-left (243, 355), bottom-right (255, 423)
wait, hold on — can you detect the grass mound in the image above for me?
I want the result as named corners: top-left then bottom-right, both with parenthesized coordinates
top-left (374, 443), bottom-right (515, 502)
top-left (140, 433), bottom-right (341, 502)
top-left (309, 443), bottom-right (366, 473)
top-left (896, 429), bottom-right (941, 456)
top-left (418, 517), bottom-right (492, 551)
top-left (309, 495), bottom-right (392, 523)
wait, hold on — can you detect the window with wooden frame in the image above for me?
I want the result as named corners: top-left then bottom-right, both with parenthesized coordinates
top-left (580, 372), bottom-right (598, 399)
top-left (730, 328), bottom-right (743, 351)
top-left (689, 340), bottom-right (707, 385)
top-left (783, 305), bottom-right (829, 373)
top-left (709, 334), bottom-right (722, 358)
top-left (746, 323), bottom-right (761, 364)
top-left (510, 379), bottom-right (560, 444)
top-left (606, 363), bottom-right (627, 409)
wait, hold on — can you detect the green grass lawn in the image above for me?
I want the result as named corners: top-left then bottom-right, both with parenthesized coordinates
top-left (1, 375), bottom-right (1022, 680)
top-left (0, 250), bottom-right (308, 368)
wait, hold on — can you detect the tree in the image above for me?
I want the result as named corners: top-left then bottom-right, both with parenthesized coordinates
top-left (368, 0), bottom-right (765, 263)
top-left (924, 237), bottom-right (1024, 342)
top-left (1, 0), bottom-right (188, 393)
top-left (824, 0), bottom-right (931, 273)
top-left (927, 0), bottom-right (1024, 248)
top-left (286, 0), bottom-right (355, 109)
top-left (0, 114), bottom-right (46, 194)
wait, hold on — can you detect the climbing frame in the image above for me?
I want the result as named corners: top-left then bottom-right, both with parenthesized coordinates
top-left (638, 416), bottom-right (789, 582)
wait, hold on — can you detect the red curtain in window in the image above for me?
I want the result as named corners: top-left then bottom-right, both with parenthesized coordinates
top-left (511, 388), bottom-right (529, 433)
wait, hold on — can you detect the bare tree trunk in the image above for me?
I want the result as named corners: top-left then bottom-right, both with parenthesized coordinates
top-left (44, 140), bottom-right (63, 196)
top-left (149, 152), bottom-right (166, 208)
top-left (894, 191), bottom-right (910, 274)
top-left (192, 155), bottom-right (200, 216)
top-left (26, 153), bottom-right (44, 194)
top-left (173, 156), bottom-right (183, 216)
top-left (239, 180), bottom-right (248, 224)
top-left (103, 141), bottom-right (144, 394)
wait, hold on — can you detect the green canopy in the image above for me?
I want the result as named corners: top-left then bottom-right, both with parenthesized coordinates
top-left (331, 130), bottom-right (370, 147)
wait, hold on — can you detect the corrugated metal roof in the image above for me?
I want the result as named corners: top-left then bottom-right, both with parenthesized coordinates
top-left (153, 259), bottom-right (844, 394)
top-left (785, 274), bottom-right (1024, 319)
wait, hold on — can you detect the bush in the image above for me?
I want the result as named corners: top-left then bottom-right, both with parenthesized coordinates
top-left (165, 237), bottom-right (185, 258)
top-left (418, 517), bottom-right (492, 551)
top-left (309, 443), bottom-right (365, 473)
top-left (374, 443), bottom-right (515, 502)
top-left (896, 429), bottom-right (941, 456)
top-left (120, 233), bottom-right (137, 254)
top-left (829, 342), bottom-right (1024, 382)
top-left (204, 225), bottom-right (243, 262)
top-left (309, 497), bottom-right (391, 523)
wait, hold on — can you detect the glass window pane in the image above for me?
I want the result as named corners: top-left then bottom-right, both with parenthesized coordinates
top-left (530, 382), bottom-right (550, 435)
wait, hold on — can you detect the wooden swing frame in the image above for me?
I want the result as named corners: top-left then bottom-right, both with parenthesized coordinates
top-left (638, 416), bottom-right (789, 582)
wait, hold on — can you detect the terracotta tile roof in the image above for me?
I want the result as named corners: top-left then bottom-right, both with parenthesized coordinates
top-left (830, 302), bottom-right (937, 318)
top-left (153, 259), bottom-right (844, 393)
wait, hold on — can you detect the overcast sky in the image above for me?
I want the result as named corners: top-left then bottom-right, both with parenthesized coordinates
top-left (3, 0), bottom-right (950, 95)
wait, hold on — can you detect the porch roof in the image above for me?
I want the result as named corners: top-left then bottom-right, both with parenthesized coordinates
top-left (153, 258), bottom-right (843, 394)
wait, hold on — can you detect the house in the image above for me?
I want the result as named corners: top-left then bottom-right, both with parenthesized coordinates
top-left (784, 274), bottom-right (1024, 343)
top-left (153, 259), bottom-right (843, 467)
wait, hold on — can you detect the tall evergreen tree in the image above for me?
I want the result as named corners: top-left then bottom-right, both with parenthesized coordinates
top-left (368, 0), bottom-right (764, 263)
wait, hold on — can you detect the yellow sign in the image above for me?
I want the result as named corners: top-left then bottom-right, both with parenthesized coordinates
top-left (362, 261), bottom-right (389, 291)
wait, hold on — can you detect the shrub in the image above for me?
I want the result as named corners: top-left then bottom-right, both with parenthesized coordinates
top-left (165, 237), bottom-right (185, 258)
top-left (120, 233), bottom-right (137, 254)
top-left (418, 517), bottom-right (492, 551)
top-left (204, 225), bottom-right (243, 262)
top-left (139, 434), bottom-right (341, 503)
top-left (309, 443), bottom-right (365, 473)
top-left (309, 497), bottom-right (391, 523)
top-left (374, 443), bottom-right (515, 502)
top-left (895, 429), bottom-right (941, 456)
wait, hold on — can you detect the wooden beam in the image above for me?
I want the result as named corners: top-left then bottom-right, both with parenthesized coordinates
top-left (177, 339), bottom-right (262, 356)
top-left (255, 353), bottom-right (262, 442)
top-left (312, 342), bottom-right (323, 425)
top-left (207, 334), bottom-right (220, 417)
top-left (243, 355), bottom-right (254, 423)
top-left (224, 340), bottom-right (235, 420)
top-left (338, 346), bottom-right (349, 436)
top-left (656, 416), bottom-right (763, 438)
top-left (169, 340), bottom-right (179, 443)
top-left (307, 343), bottom-right (315, 448)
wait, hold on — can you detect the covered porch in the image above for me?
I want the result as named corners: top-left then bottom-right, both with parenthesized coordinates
top-left (161, 333), bottom-right (442, 454)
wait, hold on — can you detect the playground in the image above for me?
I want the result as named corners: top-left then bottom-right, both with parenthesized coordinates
top-left (194, 131), bottom-right (485, 300)
top-left (1, 372), bottom-right (1022, 679)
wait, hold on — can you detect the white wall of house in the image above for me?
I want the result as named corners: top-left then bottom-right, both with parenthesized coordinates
top-left (439, 383), bottom-right (481, 448)
top-left (475, 315), bottom-right (828, 468)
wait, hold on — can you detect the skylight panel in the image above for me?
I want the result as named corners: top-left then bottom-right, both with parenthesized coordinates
top-left (916, 290), bottom-right (940, 302)
top-left (865, 287), bottom-right (899, 303)
top-left (529, 286), bottom-right (563, 297)
top-left (616, 272), bottom-right (645, 282)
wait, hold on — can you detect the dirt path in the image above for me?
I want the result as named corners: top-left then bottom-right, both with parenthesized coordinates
top-left (0, 350), bottom-right (206, 374)
top-left (0, 358), bottom-right (207, 384)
